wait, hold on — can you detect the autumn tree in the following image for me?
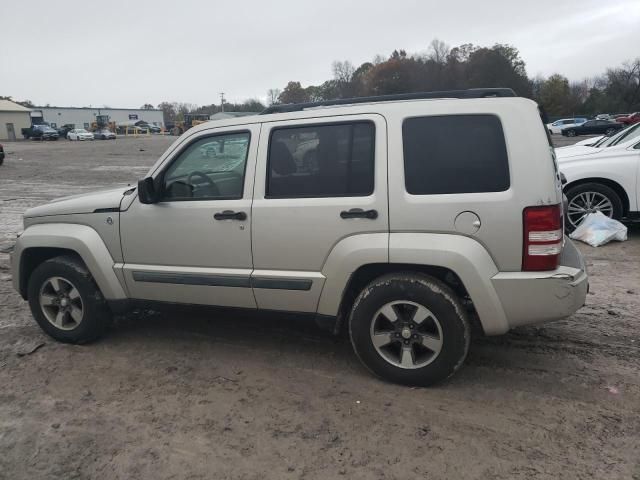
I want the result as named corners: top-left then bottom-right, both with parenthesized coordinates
top-left (278, 81), bottom-right (310, 104)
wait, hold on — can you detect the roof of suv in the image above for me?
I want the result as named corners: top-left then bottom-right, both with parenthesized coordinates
top-left (186, 88), bottom-right (536, 135)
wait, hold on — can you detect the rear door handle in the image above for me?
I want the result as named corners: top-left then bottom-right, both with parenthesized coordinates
top-left (340, 208), bottom-right (378, 220)
top-left (214, 210), bottom-right (247, 221)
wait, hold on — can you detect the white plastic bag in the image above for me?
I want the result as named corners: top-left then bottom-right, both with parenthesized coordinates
top-left (569, 211), bottom-right (627, 247)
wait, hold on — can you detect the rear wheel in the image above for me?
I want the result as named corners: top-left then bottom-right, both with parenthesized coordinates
top-left (27, 255), bottom-right (112, 344)
top-left (605, 127), bottom-right (616, 135)
top-left (349, 273), bottom-right (470, 387)
top-left (565, 182), bottom-right (623, 231)
top-left (566, 129), bottom-right (577, 137)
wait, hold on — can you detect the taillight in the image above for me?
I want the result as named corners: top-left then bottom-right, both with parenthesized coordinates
top-left (523, 205), bottom-right (563, 271)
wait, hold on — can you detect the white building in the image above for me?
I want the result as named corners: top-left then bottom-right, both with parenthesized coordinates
top-left (38, 107), bottom-right (164, 130)
top-left (0, 100), bottom-right (32, 141)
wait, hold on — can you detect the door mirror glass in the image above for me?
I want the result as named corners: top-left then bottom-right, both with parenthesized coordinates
top-left (138, 177), bottom-right (159, 204)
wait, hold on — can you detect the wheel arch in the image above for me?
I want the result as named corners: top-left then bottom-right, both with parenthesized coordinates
top-left (565, 177), bottom-right (630, 215)
top-left (18, 247), bottom-right (81, 299)
top-left (333, 263), bottom-right (480, 335)
top-left (12, 223), bottom-right (128, 301)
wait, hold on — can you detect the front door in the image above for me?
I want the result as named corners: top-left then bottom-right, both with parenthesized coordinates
top-left (120, 125), bottom-right (260, 308)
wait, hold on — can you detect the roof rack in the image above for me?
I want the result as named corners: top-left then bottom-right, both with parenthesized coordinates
top-left (260, 88), bottom-right (517, 114)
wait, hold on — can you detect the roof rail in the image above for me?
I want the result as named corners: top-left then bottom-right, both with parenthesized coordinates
top-left (260, 88), bottom-right (517, 114)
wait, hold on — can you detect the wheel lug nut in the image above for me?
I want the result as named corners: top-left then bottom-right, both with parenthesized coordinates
top-left (404, 340), bottom-right (409, 345)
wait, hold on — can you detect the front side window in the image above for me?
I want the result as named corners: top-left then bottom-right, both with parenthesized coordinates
top-left (403, 114), bottom-right (510, 195)
top-left (266, 122), bottom-right (375, 198)
top-left (162, 132), bottom-right (250, 200)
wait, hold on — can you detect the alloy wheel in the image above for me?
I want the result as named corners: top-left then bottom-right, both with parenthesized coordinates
top-left (567, 191), bottom-right (614, 229)
top-left (39, 276), bottom-right (84, 330)
top-left (369, 300), bottom-right (443, 369)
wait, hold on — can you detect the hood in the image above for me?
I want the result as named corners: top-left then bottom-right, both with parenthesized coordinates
top-left (555, 145), bottom-right (602, 161)
top-left (24, 186), bottom-right (134, 218)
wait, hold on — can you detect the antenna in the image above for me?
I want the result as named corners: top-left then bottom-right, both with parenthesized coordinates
top-left (219, 92), bottom-right (225, 112)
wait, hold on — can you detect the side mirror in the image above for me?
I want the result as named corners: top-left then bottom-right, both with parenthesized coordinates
top-left (138, 177), bottom-right (159, 204)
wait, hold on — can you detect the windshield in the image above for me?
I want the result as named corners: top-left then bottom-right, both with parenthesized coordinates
top-left (596, 123), bottom-right (639, 147)
top-left (77, 129), bottom-right (88, 133)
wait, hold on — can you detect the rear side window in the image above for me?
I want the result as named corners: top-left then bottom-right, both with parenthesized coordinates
top-left (267, 122), bottom-right (375, 198)
top-left (402, 114), bottom-right (510, 195)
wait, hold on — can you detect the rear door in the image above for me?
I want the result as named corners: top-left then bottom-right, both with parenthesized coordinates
top-left (250, 114), bottom-right (388, 312)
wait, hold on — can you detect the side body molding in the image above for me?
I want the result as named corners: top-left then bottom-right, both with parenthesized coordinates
top-left (11, 223), bottom-right (128, 300)
top-left (389, 233), bottom-right (509, 335)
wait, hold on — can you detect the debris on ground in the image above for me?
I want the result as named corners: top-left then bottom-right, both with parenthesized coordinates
top-left (15, 340), bottom-right (45, 357)
top-left (570, 211), bottom-right (628, 247)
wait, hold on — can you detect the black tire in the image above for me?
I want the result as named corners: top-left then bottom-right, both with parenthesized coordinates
top-left (605, 128), bottom-right (616, 135)
top-left (566, 129), bottom-right (577, 137)
top-left (349, 273), bottom-right (470, 387)
top-left (27, 255), bottom-right (112, 344)
top-left (565, 182), bottom-right (624, 232)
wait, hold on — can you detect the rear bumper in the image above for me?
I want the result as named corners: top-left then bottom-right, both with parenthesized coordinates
top-left (491, 239), bottom-right (588, 330)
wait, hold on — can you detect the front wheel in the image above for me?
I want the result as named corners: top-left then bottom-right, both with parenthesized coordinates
top-left (349, 273), bottom-right (470, 387)
top-left (566, 130), bottom-right (577, 137)
top-left (565, 182), bottom-right (623, 231)
top-left (605, 128), bottom-right (616, 135)
top-left (27, 255), bottom-right (112, 344)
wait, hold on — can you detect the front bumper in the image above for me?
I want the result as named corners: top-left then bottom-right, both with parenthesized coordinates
top-left (491, 239), bottom-right (588, 329)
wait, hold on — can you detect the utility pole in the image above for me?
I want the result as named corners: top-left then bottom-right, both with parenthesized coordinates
top-left (219, 92), bottom-right (225, 112)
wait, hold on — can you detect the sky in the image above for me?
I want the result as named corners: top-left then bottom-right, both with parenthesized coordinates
top-left (2, 0), bottom-right (639, 108)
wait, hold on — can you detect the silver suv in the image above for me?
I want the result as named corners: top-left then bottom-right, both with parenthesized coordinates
top-left (11, 89), bottom-right (588, 386)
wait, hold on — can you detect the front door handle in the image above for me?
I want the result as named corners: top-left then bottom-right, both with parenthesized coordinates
top-left (214, 210), bottom-right (247, 221)
top-left (340, 208), bottom-right (378, 220)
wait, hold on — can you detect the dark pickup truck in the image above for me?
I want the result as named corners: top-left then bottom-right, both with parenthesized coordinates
top-left (22, 124), bottom-right (59, 140)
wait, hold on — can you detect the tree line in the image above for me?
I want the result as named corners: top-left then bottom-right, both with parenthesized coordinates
top-left (4, 39), bottom-right (639, 122)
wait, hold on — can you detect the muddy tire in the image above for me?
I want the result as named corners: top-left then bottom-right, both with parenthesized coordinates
top-left (349, 273), bottom-right (470, 387)
top-left (27, 255), bottom-right (112, 344)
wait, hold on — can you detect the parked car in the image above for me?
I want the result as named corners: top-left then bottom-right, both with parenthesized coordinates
top-left (0, 143), bottom-right (4, 165)
top-left (67, 129), bottom-right (95, 141)
top-left (22, 124), bottom-right (59, 141)
top-left (595, 114), bottom-right (613, 120)
top-left (57, 124), bottom-right (76, 138)
top-left (136, 122), bottom-right (161, 133)
top-left (558, 122), bottom-right (640, 230)
top-left (557, 123), bottom-right (640, 160)
top-left (10, 88), bottom-right (588, 387)
top-left (561, 119), bottom-right (624, 137)
top-left (546, 117), bottom-right (587, 135)
top-left (94, 129), bottom-right (116, 140)
top-left (616, 112), bottom-right (640, 126)
top-left (572, 135), bottom-right (604, 147)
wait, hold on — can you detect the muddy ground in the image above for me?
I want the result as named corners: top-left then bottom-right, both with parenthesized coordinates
top-left (0, 135), bottom-right (638, 480)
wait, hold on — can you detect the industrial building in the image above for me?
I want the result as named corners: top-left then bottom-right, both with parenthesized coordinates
top-left (0, 100), bottom-right (32, 141)
top-left (38, 107), bottom-right (164, 130)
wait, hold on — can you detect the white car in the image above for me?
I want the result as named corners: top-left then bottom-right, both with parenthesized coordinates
top-left (67, 129), bottom-right (95, 141)
top-left (546, 118), bottom-right (587, 135)
top-left (573, 136), bottom-right (604, 147)
top-left (558, 122), bottom-right (640, 230)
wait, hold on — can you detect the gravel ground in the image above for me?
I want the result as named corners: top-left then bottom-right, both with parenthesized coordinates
top-left (0, 135), bottom-right (638, 480)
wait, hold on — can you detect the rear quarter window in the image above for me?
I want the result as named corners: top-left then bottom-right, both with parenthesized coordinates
top-left (402, 114), bottom-right (510, 195)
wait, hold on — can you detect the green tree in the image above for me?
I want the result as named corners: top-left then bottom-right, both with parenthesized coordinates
top-left (278, 81), bottom-right (310, 104)
top-left (538, 74), bottom-right (571, 116)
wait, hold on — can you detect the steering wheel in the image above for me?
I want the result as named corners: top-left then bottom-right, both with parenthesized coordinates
top-left (187, 171), bottom-right (220, 197)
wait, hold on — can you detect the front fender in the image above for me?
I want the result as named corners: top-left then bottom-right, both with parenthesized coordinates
top-left (11, 223), bottom-right (128, 300)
